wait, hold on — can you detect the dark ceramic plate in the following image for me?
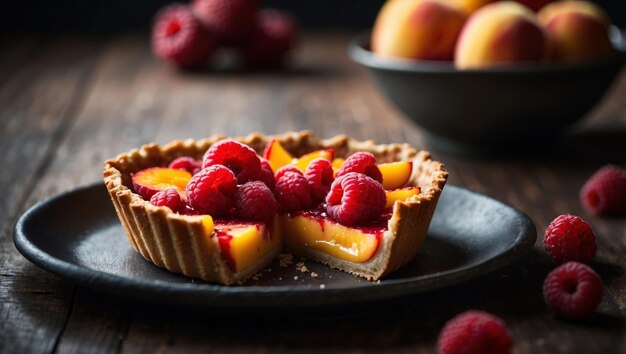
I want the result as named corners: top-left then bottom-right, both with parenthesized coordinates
top-left (14, 183), bottom-right (535, 310)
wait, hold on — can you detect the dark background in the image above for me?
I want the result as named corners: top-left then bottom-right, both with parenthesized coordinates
top-left (3, 0), bottom-right (625, 34)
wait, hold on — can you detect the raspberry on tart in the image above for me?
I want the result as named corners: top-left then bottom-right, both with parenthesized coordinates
top-left (304, 158), bottom-right (334, 202)
top-left (336, 152), bottom-right (383, 183)
top-left (274, 167), bottom-right (312, 212)
top-left (103, 131), bottom-right (448, 285)
top-left (169, 156), bottom-right (202, 175)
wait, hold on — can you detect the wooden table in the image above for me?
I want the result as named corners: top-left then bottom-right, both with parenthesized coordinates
top-left (1, 33), bottom-right (625, 353)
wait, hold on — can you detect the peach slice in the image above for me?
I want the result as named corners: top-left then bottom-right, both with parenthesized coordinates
top-left (379, 161), bottom-right (413, 190)
top-left (215, 220), bottom-right (281, 272)
top-left (263, 139), bottom-right (294, 172)
top-left (331, 158), bottom-right (345, 177)
top-left (293, 149), bottom-right (334, 171)
top-left (132, 167), bottom-right (192, 199)
top-left (282, 214), bottom-right (382, 263)
top-left (385, 187), bottom-right (421, 208)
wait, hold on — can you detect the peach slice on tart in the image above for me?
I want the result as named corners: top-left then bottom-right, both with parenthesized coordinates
top-left (331, 157), bottom-right (345, 176)
top-left (215, 219), bottom-right (282, 274)
top-left (132, 167), bottom-right (191, 199)
top-left (385, 187), bottom-right (421, 208)
top-left (103, 131), bottom-right (448, 284)
top-left (293, 149), bottom-right (334, 171)
top-left (263, 138), bottom-right (293, 172)
top-left (379, 161), bottom-right (413, 190)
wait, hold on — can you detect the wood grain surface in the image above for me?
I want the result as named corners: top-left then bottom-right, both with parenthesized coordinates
top-left (1, 33), bottom-right (625, 354)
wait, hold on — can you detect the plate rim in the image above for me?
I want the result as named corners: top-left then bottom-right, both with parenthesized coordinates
top-left (13, 183), bottom-right (536, 307)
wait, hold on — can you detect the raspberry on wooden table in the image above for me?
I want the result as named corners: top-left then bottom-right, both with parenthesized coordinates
top-left (235, 181), bottom-right (277, 221)
top-left (243, 9), bottom-right (298, 66)
top-left (191, 0), bottom-right (258, 44)
top-left (437, 310), bottom-right (513, 354)
top-left (202, 139), bottom-right (261, 183)
top-left (151, 4), bottom-right (217, 69)
top-left (544, 214), bottom-right (596, 265)
top-left (543, 262), bottom-right (603, 320)
top-left (580, 165), bottom-right (626, 216)
top-left (326, 172), bottom-right (385, 226)
top-left (186, 165), bottom-right (237, 216)
top-left (335, 152), bottom-right (383, 183)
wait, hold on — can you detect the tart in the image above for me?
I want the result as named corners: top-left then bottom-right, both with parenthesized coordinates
top-left (103, 131), bottom-right (448, 285)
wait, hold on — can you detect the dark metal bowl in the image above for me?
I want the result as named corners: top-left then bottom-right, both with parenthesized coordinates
top-left (349, 28), bottom-right (626, 149)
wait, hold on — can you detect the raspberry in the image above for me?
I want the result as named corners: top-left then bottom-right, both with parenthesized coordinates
top-left (274, 169), bottom-right (312, 212)
top-left (177, 198), bottom-right (201, 215)
top-left (304, 158), bottom-right (334, 202)
top-left (149, 188), bottom-right (181, 210)
top-left (186, 165), bottom-right (237, 216)
top-left (202, 139), bottom-right (261, 183)
top-left (326, 172), bottom-right (385, 226)
top-left (152, 5), bottom-right (217, 69)
top-left (242, 9), bottom-right (298, 66)
top-left (544, 214), bottom-right (596, 265)
top-left (437, 310), bottom-right (513, 354)
top-left (275, 165), bottom-right (301, 181)
top-left (335, 152), bottom-right (383, 183)
top-left (543, 262), bottom-right (603, 319)
top-left (169, 156), bottom-right (202, 175)
top-left (580, 165), bottom-right (626, 216)
top-left (191, 0), bottom-right (258, 44)
top-left (257, 158), bottom-right (276, 190)
top-left (235, 181), bottom-right (278, 221)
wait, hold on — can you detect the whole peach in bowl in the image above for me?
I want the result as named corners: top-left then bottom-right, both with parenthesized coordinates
top-left (350, 0), bottom-right (626, 150)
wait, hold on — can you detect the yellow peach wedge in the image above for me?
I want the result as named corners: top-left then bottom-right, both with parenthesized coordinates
top-left (331, 158), bottom-right (345, 176)
top-left (379, 161), bottom-right (413, 190)
top-left (216, 220), bottom-right (282, 273)
top-left (538, 0), bottom-right (614, 61)
top-left (263, 139), bottom-right (293, 172)
top-left (385, 187), bottom-right (421, 208)
top-left (455, 1), bottom-right (549, 69)
top-left (293, 149), bottom-right (334, 171)
top-left (372, 0), bottom-right (468, 60)
top-left (282, 215), bottom-right (380, 263)
top-left (131, 167), bottom-right (191, 198)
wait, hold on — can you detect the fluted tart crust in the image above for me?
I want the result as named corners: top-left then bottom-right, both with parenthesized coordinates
top-left (103, 131), bottom-right (448, 285)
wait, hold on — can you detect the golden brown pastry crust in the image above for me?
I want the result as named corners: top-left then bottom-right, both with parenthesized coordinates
top-left (103, 131), bottom-right (448, 284)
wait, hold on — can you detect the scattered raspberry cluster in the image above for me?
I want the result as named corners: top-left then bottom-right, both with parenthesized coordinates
top-left (152, 0), bottom-right (298, 69)
top-left (541, 214), bottom-right (603, 320)
top-left (437, 208), bottom-right (607, 353)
